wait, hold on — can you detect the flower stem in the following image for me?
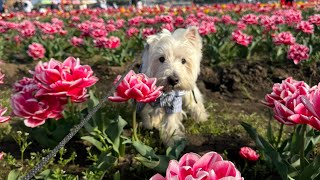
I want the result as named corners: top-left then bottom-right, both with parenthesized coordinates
top-left (243, 160), bottom-right (248, 173)
top-left (132, 101), bottom-right (139, 141)
top-left (276, 124), bottom-right (284, 149)
top-left (300, 124), bottom-right (307, 170)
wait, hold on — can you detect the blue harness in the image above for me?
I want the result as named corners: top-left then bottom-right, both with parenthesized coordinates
top-left (137, 91), bottom-right (185, 114)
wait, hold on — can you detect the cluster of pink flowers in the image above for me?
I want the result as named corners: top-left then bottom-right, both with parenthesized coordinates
top-left (271, 31), bottom-right (309, 64)
top-left (11, 57), bottom-right (98, 127)
top-left (263, 77), bottom-right (320, 130)
top-left (150, 151), bottom-right (243, 180)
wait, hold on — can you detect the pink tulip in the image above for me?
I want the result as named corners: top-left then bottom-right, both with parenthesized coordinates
top-left (109, 70), bottom-right (163, 103)
top-left (270, 15), bottom-right (285, 25)
top-left (27, 43), bottom-right (46, 60)
top-left (32, 57), bottom-right (98, 103)
top-left (259, 15), bottom-right (276, 31)
top-left (144, 18), bottom-right (157, 25)
top-left (309, 14), bottom-right (320, 26)
top-left (39, 23), bottom-right (58, 35)
top-left (0, 70), bottom-right (4, 84)
top-left (273, 32), bottom-right (296, 45)
top-left (150, 152), bottom-right (243, 180)
top-left (128, 16), bottom-right (143, 26)
top-left (106, 36), bottom-right (121, 49)
top-left (296, 21), bottom-right (314, 34)
top-left (11, 78), bottom-right (65, 127)
top-left (262, 77), bottom-right (310, 107)
top-left (0, 152), bottom-right (3, 160)
top-left (273, 99), bottom-right (309, 126)
top-left (287, 44), bottom-right (309, 64)
top-left (241, 14), bottom-right (259, 25)
top-left (236, 21), bottom-right (247, 31)
top-left (105, 24), bottom-right (116, 32)
top-left (93, 37), bottom-right (109, 48)
top-left (70, 36), bottom-right (84, 47)
top-left (115, 19), bottom-right (125, 29)
top-left (160, 15), bottom-right (173, 24)
top-left (222, 15), bottom-right (236, 25)
top-left (161, 23), bottom-right (175, 32)
top-left (283, 9), bottom-right (302, 25)
top-left (51, 18), bottom-right (64, 27)
top-left (142, 28), bottom-right (157, 38)
top-left (174, 16), bottom-right (185, 27)
top-left (300, 85), bottom-right (320, 130)
top-left (239, 147), bottom-right (259, 161)
top-left (231, 30), bottom-right (252, 47)
top-left (71, 16), bottom-right (80, 22)
top-left (263, 77), bottom-right (316, 127)
top-left (90, 29), bottom-right (108, 38)
top-left (0, 105), bottom-right (10, 123)
top-left (20, 27), bottom-right (36, 38)
top-left (126, 27), bottom-right (140, 37)
top-left (78, 22), bottom-right (91, 36)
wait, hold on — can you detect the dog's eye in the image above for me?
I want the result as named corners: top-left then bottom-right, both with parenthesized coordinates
top-left (159, 56), bottom-right (165, 63)
top-left (181, 58), bottom-right (187, 64)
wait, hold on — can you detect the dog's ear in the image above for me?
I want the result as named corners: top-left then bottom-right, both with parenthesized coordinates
top-left (184, 26), bottom-right (202, 49)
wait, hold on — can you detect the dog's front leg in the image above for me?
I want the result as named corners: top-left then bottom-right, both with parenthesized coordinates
top-left (183, 86), bottom-right (208, 122)
top-left (160, 112), bottom-right (185, 146)
top-left (140, 104), bottom-right (164, 130)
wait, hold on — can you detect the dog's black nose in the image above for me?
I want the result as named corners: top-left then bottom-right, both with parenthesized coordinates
top-left (168, 76), bottom-right (179, 86)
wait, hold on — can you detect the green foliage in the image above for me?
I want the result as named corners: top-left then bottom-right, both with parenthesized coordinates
top-left (133, 139), bottom-right (186, 173)
top-left (241, 122), bottom-right (320, 180)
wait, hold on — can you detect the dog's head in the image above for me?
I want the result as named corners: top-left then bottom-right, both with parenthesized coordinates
top-left (141, 26), bottom-right (202, 92)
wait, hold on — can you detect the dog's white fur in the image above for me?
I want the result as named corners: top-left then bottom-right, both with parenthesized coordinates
top-left (140, 27), bottom-right (208, 146)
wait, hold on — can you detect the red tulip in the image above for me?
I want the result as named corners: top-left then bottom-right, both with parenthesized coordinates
top-left (70, 36), bottom-right (84, 47)
top-left (239, 147), bottom-right (259, 161)
top-left (109, 70), bottom-right (163, 103)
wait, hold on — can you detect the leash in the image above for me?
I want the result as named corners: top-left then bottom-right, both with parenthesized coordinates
top-left (21, 57), bottom-right (140, 180)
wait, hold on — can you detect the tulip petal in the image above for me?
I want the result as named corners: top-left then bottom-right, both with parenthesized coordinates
top-left (108, 95), bottom-right (129, 102)
top-left (178, 152), bottom-right (201, 167)
top-left (125, 88), bottom-right (144, 99)
top-left (166, 160), bottom-right (179, 178)
top-left (212, 161), bottom-right (237, 179)
top-left (193, 152), bottom-right (223, 171)
top-left (149, 174), bottom-right (165, 180)
top-left (24, 118), bottom-right (46, 128)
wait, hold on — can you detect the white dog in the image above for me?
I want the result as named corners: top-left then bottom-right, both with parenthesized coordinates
top-left (139, 27), bottom-right (208, 146)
